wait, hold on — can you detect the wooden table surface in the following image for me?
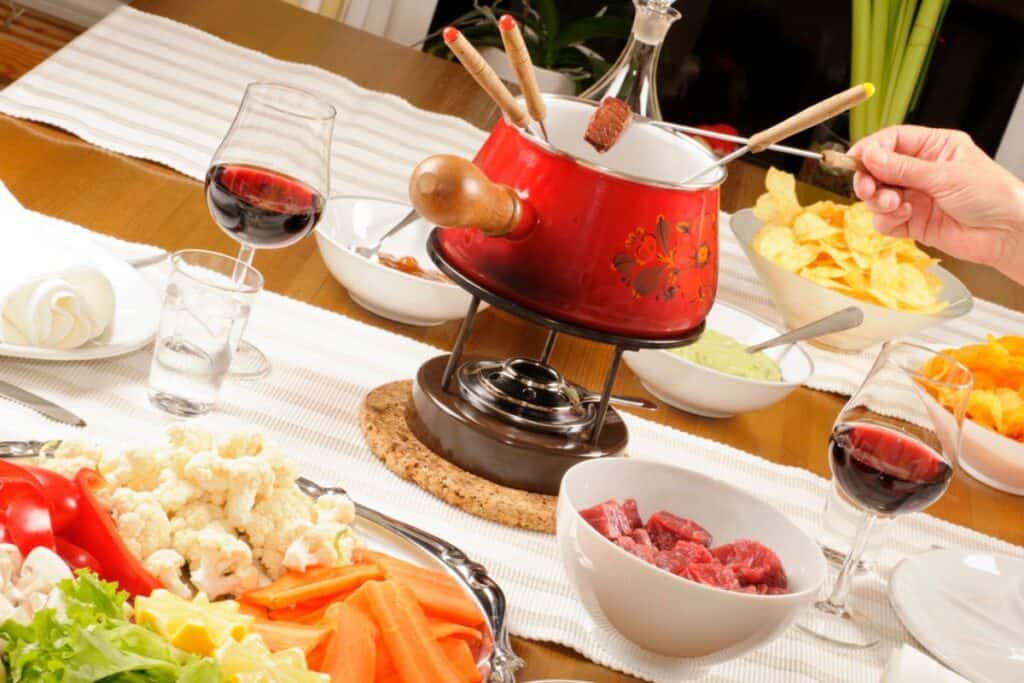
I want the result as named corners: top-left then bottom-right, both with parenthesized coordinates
top-left (1, 0), bottom-right (1021, 680)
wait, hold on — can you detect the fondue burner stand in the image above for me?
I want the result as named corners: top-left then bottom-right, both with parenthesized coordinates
top-left (406, 231), bottom-right (704, 496)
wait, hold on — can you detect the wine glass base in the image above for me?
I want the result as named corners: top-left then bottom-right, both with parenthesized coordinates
top-left (820, 543), bottom-right (875, 575)
top-left (230, 340), bottom-right (272, 380)
top-left (797, 600), bottom-right (880, 649)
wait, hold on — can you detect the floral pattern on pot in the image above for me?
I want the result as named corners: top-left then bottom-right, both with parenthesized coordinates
top-left (612, 214), bottom-right (716, 303)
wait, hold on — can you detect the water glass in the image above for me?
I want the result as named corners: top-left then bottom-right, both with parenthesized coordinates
top-left (148, 250), bottom-right (263, 416)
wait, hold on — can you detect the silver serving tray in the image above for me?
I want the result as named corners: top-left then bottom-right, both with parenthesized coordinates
top-left (0, 441), bottom-right (524, 683)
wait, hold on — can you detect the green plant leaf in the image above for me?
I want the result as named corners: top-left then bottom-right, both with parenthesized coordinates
top-left (551, 15), bottom-right (632, 51)
top-left (530, 0), bottom-right (560, 40)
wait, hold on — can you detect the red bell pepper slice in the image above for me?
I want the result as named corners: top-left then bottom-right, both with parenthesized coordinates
top-left (20, 465), bottom-right (81, 534)
top-left (55, 538), bottom-right (103, 575)
top-left (62, 469), bottom-right (161, 596)
top-left (0, 461), bottom-right (56, 556)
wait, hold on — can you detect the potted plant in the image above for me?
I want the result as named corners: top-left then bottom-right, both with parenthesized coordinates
top-left (422, 0), bottom-right (632, 95)
top-left (849, 0), bottom-right (950, 141)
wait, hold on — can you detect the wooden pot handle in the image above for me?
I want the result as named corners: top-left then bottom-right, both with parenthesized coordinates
top-left (748, 83), bottom-right (874, 152)
top-left (408, 155), bottom-right (522, 236)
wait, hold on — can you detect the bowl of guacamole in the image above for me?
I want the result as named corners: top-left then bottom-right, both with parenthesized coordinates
top-left (670, 329), bottom-right (782, 382)
top-left (624, 303), bottom-right (814, 418)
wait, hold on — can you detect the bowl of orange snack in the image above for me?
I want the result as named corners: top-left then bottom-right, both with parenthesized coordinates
top-left (730, 168), bottom-right (973, 352)
top-left (922, 335), bottom-right (1024, 495)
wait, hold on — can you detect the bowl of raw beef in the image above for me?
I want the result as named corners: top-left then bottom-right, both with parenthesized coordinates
top-left (557, 458), bottom-right (826, 661)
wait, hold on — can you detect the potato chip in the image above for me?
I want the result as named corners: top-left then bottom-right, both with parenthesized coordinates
top-left (750, 167), bottom-right (948, 315)
top-left (922, 335), bottom-right (1024, 442)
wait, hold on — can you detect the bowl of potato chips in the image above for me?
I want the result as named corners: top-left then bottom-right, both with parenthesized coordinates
top-left (730, 169), bottom-right (972, 352)
top-left (922, 335), bottom-right (1024, 495)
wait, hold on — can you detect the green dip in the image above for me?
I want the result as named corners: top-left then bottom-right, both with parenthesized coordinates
top-left (671, 329), bottom-right (782, 381)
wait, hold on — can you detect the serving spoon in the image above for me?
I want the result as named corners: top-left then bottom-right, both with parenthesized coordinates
top-left (745, 307), bottom-right (864, 354)
top-left (353, 208), bottom-right (420, 260)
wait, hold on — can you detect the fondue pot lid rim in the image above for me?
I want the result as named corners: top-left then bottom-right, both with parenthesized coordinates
top-left (510, 94), bottom-right (728, 192)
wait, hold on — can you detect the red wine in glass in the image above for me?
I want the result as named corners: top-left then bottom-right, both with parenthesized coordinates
top-left (830, 422), bottom-right (953, 515)
top-left (206, 164), bottom-right (325, 249)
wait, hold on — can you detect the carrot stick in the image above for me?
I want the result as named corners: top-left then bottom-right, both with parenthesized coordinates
top-left (252, 620), bottom-right (331, 655)
top-left (361, 552), bottom-right (483, 627)
top-left (307, 639), bottom-right (327, 672)
top-left (439, 637), bottom-right (482, 683)
top-left (429, 620), bottom-right (483, 644)
top-left (245, 564), bottom-right (383, 610)
top-left (364, 581), bottom-right (462, 683)
top-left (320, 602), bottom-right (376, 683)
top-left (237, 601), bottom-right (269, 619)
top-left (268, 593), bottom-right (345, 622)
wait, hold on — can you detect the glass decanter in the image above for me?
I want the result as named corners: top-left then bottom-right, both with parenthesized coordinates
top-left (580, 0), bottom-right (681, 120)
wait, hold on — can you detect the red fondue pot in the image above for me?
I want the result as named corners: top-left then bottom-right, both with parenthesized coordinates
top-left (409, 96), bottom-right (726, 339)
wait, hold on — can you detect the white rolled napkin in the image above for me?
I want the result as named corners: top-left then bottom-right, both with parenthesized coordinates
top-left (881, 645), bottom-right (968, 683)
top-left (0, 184), bottom-right (115, 349)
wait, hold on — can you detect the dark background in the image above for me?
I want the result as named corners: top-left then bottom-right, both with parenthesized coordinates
top-left (428, 0), bottom-right (1024, 175)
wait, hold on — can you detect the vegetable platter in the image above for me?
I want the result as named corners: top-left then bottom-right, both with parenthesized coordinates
top-left (0, 428), bottom-right (520, 683)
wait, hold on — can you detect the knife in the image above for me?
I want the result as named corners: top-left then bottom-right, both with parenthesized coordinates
top-left (0, 380), bottom-right (86, 426)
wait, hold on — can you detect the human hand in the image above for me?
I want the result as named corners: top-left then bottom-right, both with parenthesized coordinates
top-left (849, 125), bottom-right (1024, 284)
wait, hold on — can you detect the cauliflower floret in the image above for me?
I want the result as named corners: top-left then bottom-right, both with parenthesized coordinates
top-left (99, 446), bottom-right (167, 490)
top-left (243, 488), bottom-right (314, 579)
top-left (182, 452), bottom-right (275, 527)
top-left (167, 424), bottom-right (214, 454)
top-left (144, 549), bottom-right (193, 598)
top-left (113, 495), bottom-right (173, 561)
top-left (153, 470), bottom-right (199, 514)
top-left (313, 493), bottom-right (356, 526)
top-left (39, 439), bottom-right (102, 480)
top-left (15, 547), bottom-right (73, 620)
top-left (184, 528), bottom-right (259, 599)
top-left (217, 432), bottom-right (265, 460)
top-left (283, 522), bottom-right (344, 573)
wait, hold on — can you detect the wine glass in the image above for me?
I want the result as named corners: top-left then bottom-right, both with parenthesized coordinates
top-left (799, 341), bottom-right (972, 648)
top-left (206, 82), bottom-right (335, 379)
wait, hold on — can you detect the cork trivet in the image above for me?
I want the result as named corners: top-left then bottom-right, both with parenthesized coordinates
top-left (359, 380), bottom-right (556, 534)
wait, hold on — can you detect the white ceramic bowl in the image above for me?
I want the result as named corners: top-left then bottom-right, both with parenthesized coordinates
top-left (959, 419), bottom-right (1024, 496)
top-left (730, 209), bottom-right (973, 352)
top-left (315, 196), bottom-right (481, 326)
top-left (557, 458), bottom-right (826, 662)
top-left (623, 301), bottom-right (813, 418)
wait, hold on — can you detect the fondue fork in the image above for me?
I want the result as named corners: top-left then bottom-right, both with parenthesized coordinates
top-left (680, 83), bottom-right (875, 184)
top-left (498, 15), bottom-right (549, 141)
top-left (444, 27), bottom-right (531, 130)
top-left (648, 120), bottom-right (865, 172)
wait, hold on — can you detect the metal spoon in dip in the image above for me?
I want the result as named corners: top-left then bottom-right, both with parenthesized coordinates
top-left (354, 208), bottom-right (420, 260)
top-left (746, 307), bottom-right (864, 354)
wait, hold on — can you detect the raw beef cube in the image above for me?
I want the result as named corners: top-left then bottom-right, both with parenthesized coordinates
top-left (646, 511), bottom-right (713, 550)
top-left (653, 541), bottom-right (713, 573)
top-left (712, 540), bottom-right (787, 588)
top-left (622, 498), bottom-right (643, 530)
top-left (614, 536), bottom-right (657, 563)
top-left (630, 529), bottom-right (654, 548)
top-left (677, 562), bottom-right (740, 590)
top-left (580, 500), bottom-right (633, 539)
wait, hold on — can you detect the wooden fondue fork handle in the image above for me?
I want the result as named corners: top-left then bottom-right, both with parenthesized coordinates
top-left (498, 15), bottom-right (547, 135)
top-left (409, 155), bottom-right (523, 236)
top-left (748, 83), bottom-right (875, 152)
top-left (444, 28), bottom-right (531, 130)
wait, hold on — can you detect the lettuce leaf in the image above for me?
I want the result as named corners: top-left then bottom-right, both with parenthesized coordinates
top-left (0, 571), bottom-right (222, 683)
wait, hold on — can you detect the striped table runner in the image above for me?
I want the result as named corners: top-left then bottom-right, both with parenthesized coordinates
top-left (3, 7), bottom-right (1022, 400)
top-left (0, 9), bottom-right (1022, 680)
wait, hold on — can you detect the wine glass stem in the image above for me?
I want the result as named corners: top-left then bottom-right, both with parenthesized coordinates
top-left (824, 512), bottom-right (877, 611)
top-left (234, 244), bottom-right (256, 284)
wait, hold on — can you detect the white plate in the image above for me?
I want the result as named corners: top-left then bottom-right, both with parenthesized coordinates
top-left (889, 548), bottom-right (1024, 683)
top-left (0, 216), bottom-right (160, 361)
